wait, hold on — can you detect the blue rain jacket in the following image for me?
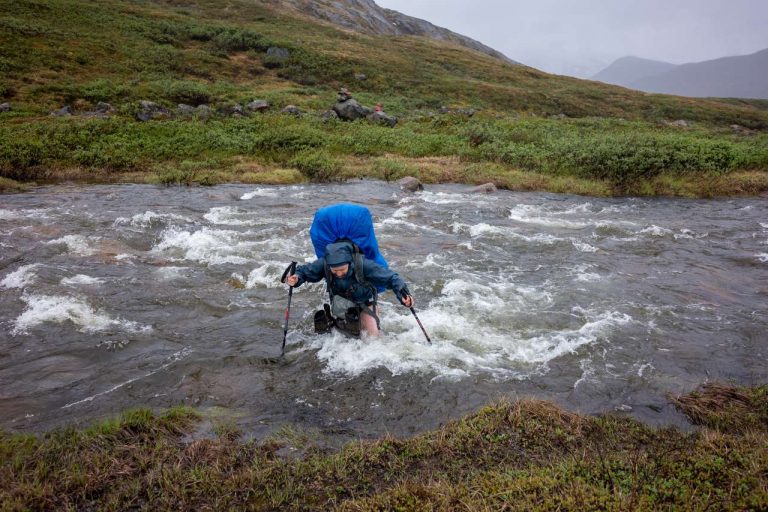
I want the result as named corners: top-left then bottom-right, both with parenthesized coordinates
top-left (293, 242), bottom-right (408, 305)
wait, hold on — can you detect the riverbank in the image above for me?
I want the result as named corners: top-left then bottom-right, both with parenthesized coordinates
top-left (1, 383), bottom-right (766, 510)
top-left (2, 114), bottom-right (768, 198)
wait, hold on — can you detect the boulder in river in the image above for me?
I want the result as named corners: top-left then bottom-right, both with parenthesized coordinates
top-left (471, 182), bottom-right (497, 193)
top-left (136, 100), bottom-right (172, 122)
top-left (398, 176), bottom-right (423, 192)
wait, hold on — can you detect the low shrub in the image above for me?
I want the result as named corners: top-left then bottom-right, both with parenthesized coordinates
top-left (289, 149), bottom-right (340, 181)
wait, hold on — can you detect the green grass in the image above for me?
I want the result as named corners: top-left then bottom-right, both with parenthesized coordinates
top-left (1, 383), bottom-right (766, 510)
top-left (0, 0), bottom-right (767, 196)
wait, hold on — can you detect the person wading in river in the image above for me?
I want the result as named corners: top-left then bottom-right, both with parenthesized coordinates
top-left (284, 240), bottom-right (414, 337)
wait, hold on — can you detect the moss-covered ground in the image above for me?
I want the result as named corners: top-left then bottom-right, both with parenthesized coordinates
top-left (1, 383), bottom-right (766, 510)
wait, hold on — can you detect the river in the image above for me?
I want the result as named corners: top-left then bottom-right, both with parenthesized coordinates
top-left (1, 181), bottom-right (766, 442)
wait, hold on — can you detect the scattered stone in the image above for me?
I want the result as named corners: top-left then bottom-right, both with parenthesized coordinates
top-left (398, 176), bottom-right (423, 192)
top-left (266, 47), bottom-right (290, 59)
top-left (439, 106), bottom-right (476, 117)
top-left (471, 182), bottom-right (497, 193)
top-left (0, 103), bottom-right (11, 112)
top-left (51, 105), bottom-right (73, 117)
top-left (246, 99), bottom-right (270, 112)
top-left (550, 113), bottom-right (566, 120)
top-left (195, 104), bottom-right (213, 119)
top-left (368, 110), bottom-right (397, 128)
top-left (664, 119), bottom-right (690, 128)
top-left (281, 105), bottom-right (302, 116)
top-left (354, 73), bottom-right (367, 81)
top-left (333, 98), bottom-right (372, 121)
top-left (94, 102), bottom-right (114, 114)
top-left (228, 103), bottom-right (247, 117)
top-left (176, 104), bottom-right (196, 117)
top-left (136, 100), bottom-right (172, 122)
top-left (321, 109), bottom-right (339, 121)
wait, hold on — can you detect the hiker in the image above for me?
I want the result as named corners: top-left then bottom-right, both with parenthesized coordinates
top-left (285, 240), bottom-right (414, 337)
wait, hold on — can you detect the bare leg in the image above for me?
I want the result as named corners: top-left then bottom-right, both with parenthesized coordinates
top-left (360, 305), bottom-right (380, 337)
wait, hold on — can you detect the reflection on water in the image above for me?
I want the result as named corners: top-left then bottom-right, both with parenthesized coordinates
top-left (1, 182), bottom-right (767, 441)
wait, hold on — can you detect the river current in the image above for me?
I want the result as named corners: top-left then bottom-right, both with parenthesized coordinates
top-left (1, 182), bottom-right (766, 441)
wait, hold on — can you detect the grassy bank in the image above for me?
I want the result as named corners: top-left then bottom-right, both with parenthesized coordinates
top-left (1, 383), bottom-right (766, 510)
top-left (1, 0), bottom-right (768, 197)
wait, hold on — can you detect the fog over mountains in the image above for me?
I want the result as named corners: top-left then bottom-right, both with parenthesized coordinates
top-left (593, 49), bottom-right (768, 99)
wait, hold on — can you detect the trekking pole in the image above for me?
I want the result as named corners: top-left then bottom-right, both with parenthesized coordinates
top-left (280, 261), bottom-right (298, 357)
top-left (409, 307), bottom-right (432, 344)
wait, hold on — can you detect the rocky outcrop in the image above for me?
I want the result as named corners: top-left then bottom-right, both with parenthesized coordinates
top-left (246, 100), bottom-right (270, 112)
top-left (333, 98), bottom-right (372, 121)
top-left (398, 176), bottom-right (423, 192)
top-left (264, 0), bottom-right (518, 65)
top-left (136, 101), bottom-right (172, 122)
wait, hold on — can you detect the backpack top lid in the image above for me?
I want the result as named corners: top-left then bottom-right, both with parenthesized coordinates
top-left (310, 203), bottom-right (388, 271)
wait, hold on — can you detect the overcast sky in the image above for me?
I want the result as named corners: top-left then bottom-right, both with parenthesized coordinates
top-left (375, 0), bottom-right (768, 77)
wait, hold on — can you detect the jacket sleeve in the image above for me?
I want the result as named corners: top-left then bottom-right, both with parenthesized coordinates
top-left (292, 258), bottom-right (326, 287)
top-left (362, 258), bottom-right (408, 299)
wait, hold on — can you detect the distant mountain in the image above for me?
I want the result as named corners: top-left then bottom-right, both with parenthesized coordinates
top-left (263, 0), bottom-right (519, 64)
top-left (592, 56), bottom-right (678, 88)
top-left (593, 49), bottom-right (768, 99)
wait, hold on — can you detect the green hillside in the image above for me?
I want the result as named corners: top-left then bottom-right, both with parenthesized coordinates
top-left (1, 0), bottom-right (768, 196)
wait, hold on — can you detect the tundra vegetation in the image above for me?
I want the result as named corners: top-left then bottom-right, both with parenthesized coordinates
top-left (0, 0), bottom-right (767, 196)
top-left (1, 383), bottom-right (766, 510)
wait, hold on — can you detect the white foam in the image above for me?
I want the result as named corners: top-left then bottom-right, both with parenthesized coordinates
top-left (114, 210), bottom-right (191, 228)
top-left (12, 294), bottom-right (151, 335)
top-left (1, 264), bottom-right (40, 289)
top-left (152, 227), bottom-right (256, 265)
top-left (458, 223), bottom-right (562, 245)
top-left (572, 241), bottom-right (598, 253)
top-left (61, 275), bottom-right (104, 286)
top-left (0, 209), bottom-right (18, 220)
top-left (240, 187), bottom-right (278, 199)
top-left (154, 266), bottom-right (189, 280)
top-left (639, 225), bottom-right (672, 237)
top-left (47, 235), bottom-right (98, 256)
top-left (238, 263), bottom-right (286, 289)
top-left (508, 204), bottom-right (590, 229)
top-left (203, 206), bottom-right (254, 226)
top-left (757, 253), bottom-right (768, 263)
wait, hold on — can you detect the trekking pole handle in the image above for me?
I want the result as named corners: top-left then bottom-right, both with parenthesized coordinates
top-left (281, 261), bottom-right (297, 284)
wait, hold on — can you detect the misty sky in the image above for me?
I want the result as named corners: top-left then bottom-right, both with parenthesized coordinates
top-left (375, 0), bottom-right (768, 77)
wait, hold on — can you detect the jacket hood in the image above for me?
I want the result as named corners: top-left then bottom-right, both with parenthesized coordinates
top-left (325, 242), bottom-right (354, 267)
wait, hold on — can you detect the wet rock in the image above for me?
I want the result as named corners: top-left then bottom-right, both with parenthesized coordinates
top-left (333, 98), bottom-right (372, 121)
top-left (368, 110), bottom-right (397, 128)
top-left (246, 99), bottom-right (270, 112)
top-left (0, 103), bottom-right (10, 112)
top-left (136, 100), bottom-right (172, 122)
top-left (281, 105), bottom-right (302, 116)
top-left (398, 176), bottom-right (423, 192)
top-left (471, 182), bottom-right (497, 193)
top-left (51, 105), bottom-right (73, 117)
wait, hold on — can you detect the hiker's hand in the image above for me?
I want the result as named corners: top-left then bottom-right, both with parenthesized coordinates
top-left (286, 275), bottom-right (298, 287)
top-left (401, 295), bottom-right (414, 308)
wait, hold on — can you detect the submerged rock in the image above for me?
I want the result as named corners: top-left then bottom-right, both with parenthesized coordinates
top-left (398, 176), bottom-right (423, 192)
